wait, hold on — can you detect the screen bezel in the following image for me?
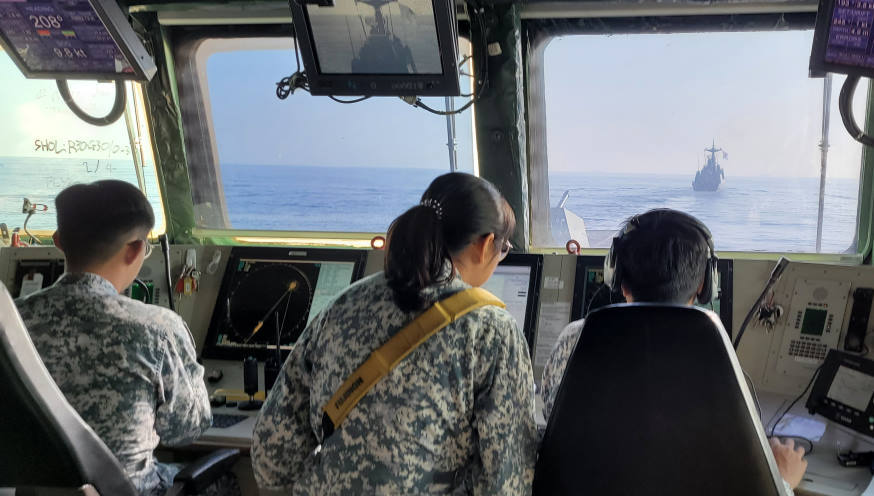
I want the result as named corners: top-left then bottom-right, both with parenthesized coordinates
top-left (808, 0), bottom-right (874, 78)
top-left (201, 246), bottom-right (368, 361)
top-left (570, 256), bottom-right (734, 337)
top-left (806, 349), bottom-right (874, 437)
top-left (288, 0), bottom-right (460, 96)
top-left (495, 253), bottom-right (542, 359)
top-left (0, 0), bottom-right (156, 81)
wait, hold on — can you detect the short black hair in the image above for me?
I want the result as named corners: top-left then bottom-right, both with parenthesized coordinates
top-left (617, 209), bottom-right (710, 304)
top-left (55, 180), bottom-right (155, 268)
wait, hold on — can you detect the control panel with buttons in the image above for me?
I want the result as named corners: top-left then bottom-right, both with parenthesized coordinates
top-left (777, 279), bottom-right (850, 379)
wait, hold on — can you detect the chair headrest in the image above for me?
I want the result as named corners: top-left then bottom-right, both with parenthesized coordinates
top-left (535, 303), bottom-right (787, 496)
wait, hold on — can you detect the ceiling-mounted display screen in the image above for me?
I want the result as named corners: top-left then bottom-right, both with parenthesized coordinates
top-left (0, 0), bottom-right (156, 81)
top-left (289, 0), bottom-right (460, 95)
top-left (810, 0), bottom-right (874, 77)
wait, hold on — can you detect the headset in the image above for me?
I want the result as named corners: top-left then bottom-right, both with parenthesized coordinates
top-left (603, 209), bottom-right (719, 305)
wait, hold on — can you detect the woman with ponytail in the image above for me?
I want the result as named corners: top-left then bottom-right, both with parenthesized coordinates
top-left (253, 172), bottom-right (537, 495)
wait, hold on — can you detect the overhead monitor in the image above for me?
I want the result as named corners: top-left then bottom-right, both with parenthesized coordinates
top-left (202, 247), bottom-right (368, 361)
top-left (288, 0), bottom-right (460, 96)
top-left (571, 256), bottom-right (734, 336)
top-left (481, 254), bottom-right (543, 357)
top-left (810, 0), bottom-right (874, 78)
top-left (0, 0), bottom-right (156, 81)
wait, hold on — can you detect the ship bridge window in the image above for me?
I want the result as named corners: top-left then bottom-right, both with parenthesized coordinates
top-left (0, 49), bottom-right (165, 237)
top-left (532, 30), bottom-right (867, 254)
top-left (180, 36), bottom-right (475, 234)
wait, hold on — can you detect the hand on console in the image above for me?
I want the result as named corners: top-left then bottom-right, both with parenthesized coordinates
top-left (769, 437), bottom-right (808, 489)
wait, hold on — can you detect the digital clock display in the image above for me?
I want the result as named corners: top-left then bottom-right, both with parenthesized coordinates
top-left (0, 0), bottom-right (133, 76)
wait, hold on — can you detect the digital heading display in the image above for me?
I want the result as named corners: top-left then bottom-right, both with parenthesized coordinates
top-left (0, 0), bottom-right (154, 80)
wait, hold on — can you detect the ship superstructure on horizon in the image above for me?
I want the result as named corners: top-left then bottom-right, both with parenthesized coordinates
top-left (693, 141), bottom-right (726, 192)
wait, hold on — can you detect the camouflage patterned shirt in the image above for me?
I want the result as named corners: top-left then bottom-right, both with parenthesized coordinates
top-left (252, 271), bottom-right (537, 495)
top-left (540, 320), bottom-right (583, 422)
top-left (16, 272), bottom-right (211, 496)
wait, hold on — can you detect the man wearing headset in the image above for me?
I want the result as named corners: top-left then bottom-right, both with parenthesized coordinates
top-left (540, 208), bottom-right (807, 493)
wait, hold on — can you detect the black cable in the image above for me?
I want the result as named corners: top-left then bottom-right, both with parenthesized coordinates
top-left (56, 79), bottom-right (126, 126)
top-left (159, 234), bottom-right (176, 312)
top-left (734, 257), bottom-right (790, 350)
top-left (328, 95), bottom-right (371, 104)
top-left (293, 29), bottom-right (303, 74)
top-left (839, 75), bottom-right (874, 147)
top-left (769, 366), bottom-right (822, 438)
top-left (413, 98), bottom-right (477, 116)
top-left (585, 284), bottom-right (605, 318)
top-left (410, 4), bottom-right (489, 116)
top-left (277, 31), bottom-right (309, 100)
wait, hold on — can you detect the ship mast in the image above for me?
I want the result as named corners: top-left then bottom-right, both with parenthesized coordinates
top-left (704, 140), bottom-right (722, 167)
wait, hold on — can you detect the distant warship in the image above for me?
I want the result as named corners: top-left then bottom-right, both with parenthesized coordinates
top-left (693, 141), bottom-right (726, 192)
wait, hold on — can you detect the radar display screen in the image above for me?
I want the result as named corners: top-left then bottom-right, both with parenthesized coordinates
top-left (225, 260), bottom-right (315, 348)
top-left (202, 247), bottom-right (367, 361)
top-left (0, 0), bottom-right (155, 80)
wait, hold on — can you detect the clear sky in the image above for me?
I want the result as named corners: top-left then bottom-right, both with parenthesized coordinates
top-left (545, 30), bottom-right (866, 178)
top-left (0, 29), bottom-right (867, 179)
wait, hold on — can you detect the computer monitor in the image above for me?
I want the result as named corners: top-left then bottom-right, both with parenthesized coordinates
top-left (809, 0), bottom-right (874, 78)
top-left (202, 247), bottom-right (367, 361)
top-left (288, 0), bottom-right (460, 95)
top-left (0, 0), bottom-right (156, 81)
top-left (481, 253), bottom-right (543, 356)
top-left (571, 256), bottom-right (733, 336)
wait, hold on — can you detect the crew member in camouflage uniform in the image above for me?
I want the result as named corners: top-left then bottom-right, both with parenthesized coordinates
top-left (16, 180), bottom-right (225, 496)
top-left (252, 172), bottom-right (537, 494)
top-left (540, 208), bottom-right (807, 494)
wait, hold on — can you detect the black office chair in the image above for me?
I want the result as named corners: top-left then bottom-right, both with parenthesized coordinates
top-left (535, 303), bottom-right (788, 496)
top-left (0, 282), bottom-right (239, 496)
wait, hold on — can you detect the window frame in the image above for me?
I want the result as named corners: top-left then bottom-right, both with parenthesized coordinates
top-left (173, 25), bottom-right (478, 242)
top-left (524, 12), bottom-right (874, 262)
top-left (0, 57), bottom-right (166, 239)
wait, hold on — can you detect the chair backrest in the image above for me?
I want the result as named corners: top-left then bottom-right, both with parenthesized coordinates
top-left (534, 303), bottom-right (788, 496)
top-left (0, 282), bottom-right (137, 496)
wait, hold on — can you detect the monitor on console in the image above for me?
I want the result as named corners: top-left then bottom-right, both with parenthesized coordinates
top-left (202, 247), bottom-right (367, 361)
top-left (481, 253), bottom-right (543, 356)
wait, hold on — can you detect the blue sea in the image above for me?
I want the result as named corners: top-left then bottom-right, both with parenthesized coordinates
top-left (0, 157), bottom-right (859, 254)
top-left (0, 156), bottom-right (164, 234)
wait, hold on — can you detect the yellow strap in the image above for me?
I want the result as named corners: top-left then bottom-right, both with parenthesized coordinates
top-left (322, 287), bottom-right (505, 436)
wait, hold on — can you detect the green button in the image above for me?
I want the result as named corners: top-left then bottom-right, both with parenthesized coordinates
top-left (868, 416), bottom-right (874, 424)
